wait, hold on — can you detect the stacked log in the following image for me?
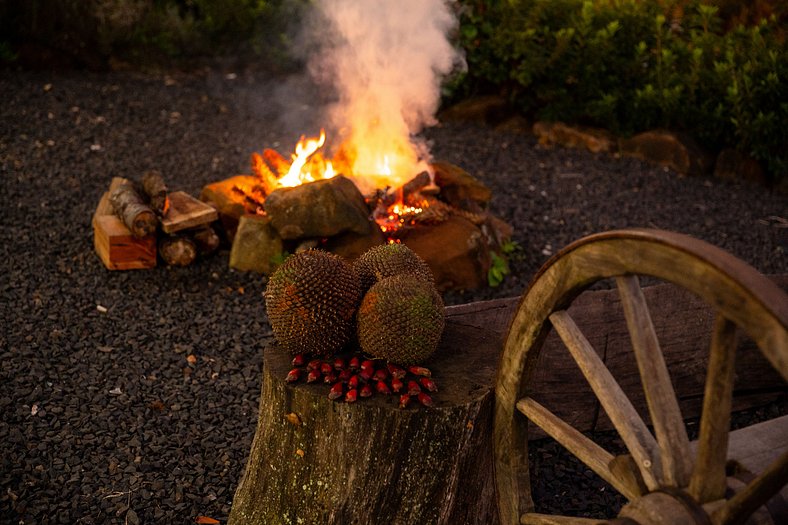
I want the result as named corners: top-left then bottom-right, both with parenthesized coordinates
top-left (93, 173), bottom-right (219, 270)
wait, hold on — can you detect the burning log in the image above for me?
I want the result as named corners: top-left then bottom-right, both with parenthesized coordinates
top-left (377, 171), bottom-right (432, 208)
top-left (159, 234), bottom-right (197, 266)
top-left (251, 152), bottom-right (280, 196)
top-left (109, 181), bottom-right (158, 238)
top-left (263, 149), bottom-right (290, 178)
top-left (141, 169), bottom-right (169, 215)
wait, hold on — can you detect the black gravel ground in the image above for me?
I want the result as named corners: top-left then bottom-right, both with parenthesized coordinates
top-left (1, 69), bottom-right (786, 524)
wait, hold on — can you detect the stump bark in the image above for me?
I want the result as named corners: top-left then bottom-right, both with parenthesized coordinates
top-left (228, 306), bottom-right (508, 525)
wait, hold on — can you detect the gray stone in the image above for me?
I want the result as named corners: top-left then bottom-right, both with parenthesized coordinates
top-left (229, 214), bottom-right (283, 274)
top-left (263, 175), bottom-right (372, 240)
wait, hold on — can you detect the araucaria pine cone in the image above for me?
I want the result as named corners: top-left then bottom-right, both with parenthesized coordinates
top-left (357, 274), bottom-right (445, 365)
top-left (265, 250), bottom-right (362, 356)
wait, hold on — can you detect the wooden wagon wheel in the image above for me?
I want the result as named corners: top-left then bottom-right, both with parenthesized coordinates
top-left (494, 229), bottom-right (788, 525)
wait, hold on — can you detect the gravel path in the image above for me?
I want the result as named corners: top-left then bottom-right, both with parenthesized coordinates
top-left (1, 69), bottom-right (786, 524)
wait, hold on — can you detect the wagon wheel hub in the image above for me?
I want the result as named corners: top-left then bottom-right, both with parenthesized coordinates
top-left (618, 488), bottom-right (712, 525)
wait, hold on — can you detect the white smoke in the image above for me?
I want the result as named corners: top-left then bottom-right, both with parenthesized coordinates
top-left (307, 0), bottom-right (465, 193)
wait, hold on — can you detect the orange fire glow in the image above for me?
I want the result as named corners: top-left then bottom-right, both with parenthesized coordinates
top-left (251, 129), bottom-right (433, 235)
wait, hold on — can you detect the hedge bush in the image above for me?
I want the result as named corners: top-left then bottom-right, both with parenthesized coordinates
top-left (0, 0), bottom-right (298, 70)
top-left (456, 0), bottom-right (787, 181)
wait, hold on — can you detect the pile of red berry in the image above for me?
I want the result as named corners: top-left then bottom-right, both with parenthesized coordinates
top-left (285, 353), bottom-right (438, 408)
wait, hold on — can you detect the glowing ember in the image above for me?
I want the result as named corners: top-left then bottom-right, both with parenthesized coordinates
top-left (250, 129), bottom-right (438, 236)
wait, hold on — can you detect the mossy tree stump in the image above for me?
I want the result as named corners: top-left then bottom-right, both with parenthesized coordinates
top-left (228, 303), bottom-right (510, 525)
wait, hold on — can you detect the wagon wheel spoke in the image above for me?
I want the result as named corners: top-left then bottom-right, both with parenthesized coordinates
top-left (711, 450), bottom-right (788, 525)
top-left (517, 397), bottom-right (643, 501)
top-left (520, 512), bottom-right (610, 524)
top-left (616, 275), bottom-right (692, 487)
top-left (689, 314), bottom-right (738, 503)
top-left (549, 310), bottom-right (662, 490)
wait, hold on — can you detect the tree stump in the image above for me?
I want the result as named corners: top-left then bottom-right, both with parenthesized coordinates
top-left (228, 302), bottom-right (512, 525)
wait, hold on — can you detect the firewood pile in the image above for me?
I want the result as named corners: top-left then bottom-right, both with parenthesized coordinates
top-left (93, 172), bottom-right (219, 270)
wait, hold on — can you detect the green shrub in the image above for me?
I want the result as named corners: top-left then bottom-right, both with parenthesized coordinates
top-left (456, 0), bottom-right (787, 182)
top-left (0, 0), bottom-right (298, 69)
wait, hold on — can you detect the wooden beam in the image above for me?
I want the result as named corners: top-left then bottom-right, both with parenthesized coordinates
top-left (549, 310), bottom-right (662, 490)
top-left (617, 274), bottom-right (692, 487)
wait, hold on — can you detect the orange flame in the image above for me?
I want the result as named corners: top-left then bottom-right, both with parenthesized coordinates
top-left (277, 130), bottom-right (335, 187)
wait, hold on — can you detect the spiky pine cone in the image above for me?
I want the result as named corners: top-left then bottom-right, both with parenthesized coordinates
top-left (357, 274), bottom-right (444, 365)
top-left (265, 250), bottom-right (362, 356)
top-left (353, 243), bottom-right (434, 293)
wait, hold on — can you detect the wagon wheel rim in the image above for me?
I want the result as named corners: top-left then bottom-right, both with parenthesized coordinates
top-left (493, 228), bottom-right (788, 525)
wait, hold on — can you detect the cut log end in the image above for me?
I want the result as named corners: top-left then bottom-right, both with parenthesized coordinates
top-left (141, 169), bottom-right (169, 215)
top-left (110, 182), bottom-right (158, 238)
top-left (159, 235), bottom-right (197, 266)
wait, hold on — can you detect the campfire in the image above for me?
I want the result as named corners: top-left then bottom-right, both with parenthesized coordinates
top-left (199, 128), bottom-right (512, 292)
top-left (238, 128), bottom-right (452, 242)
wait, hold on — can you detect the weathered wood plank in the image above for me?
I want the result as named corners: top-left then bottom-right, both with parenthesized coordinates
top-left (482, 275), bottom-right (787, 437)
top-left (617, 274), bottom-right (692, 487)
top-left (516, 397), bottom-right (638, 500)
top-left (549, 310), bottom-right (662, 490)
top-left (160, 190), bottom-right (218, 233)
top-left (689, 314), bottom-right (738, 502)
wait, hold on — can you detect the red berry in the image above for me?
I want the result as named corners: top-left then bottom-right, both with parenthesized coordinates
top-left (285, 369), bottom-right (302, 383)
top-left (348, 375), bottom-right (360, 389)
top-left (407, 380), bottom-right (421, 396)
top-left (391, 377), bottom-right (404, 393)
top-left (360, 384), bottom-right (373, 398)
top-left (307, 359), bottom-right (321, 371)
top-left (398, 394), bottom-right (411, 409)
top-left (323, 372), bottom-right (337, 384)
top-left (333, 357), bottom-right (346, 371)
top-left (418, 392), bottom-right (434, 407)
top-left (359, 368), bottom-right (373, 381)
top-left (419, 377), bottom-right (438, 392)
top-left (349, 356), bottom-right (361, 370)
top-left (375, 381), bottom-right (391, 395)
top-left (361, 360), bottom-right (375, 373)
top-left (408, 365), bottom-right (431, 377)
top-left (338, 369), bottom-right (352, 383)
top-left (387, 363), bottom-right (406, 379)
top-left (291, 354), bottom-right (306, 367)
top-left (373, 368), bottom-right (389, 381)
top-left (320, 362), bottom-right (333, 376)
top-left (346, 388), bottom-right (358, 403)
top-left (328, 382), bottom-right (343, 400)
top-left (307, 369), bottom-right (321, 383)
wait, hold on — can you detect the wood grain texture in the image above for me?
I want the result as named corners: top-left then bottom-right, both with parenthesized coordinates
top-left (549, 310), bottom-right (662, 490)
top-left (516, 397), bottom-right (638, 500)
top-left (520, 513), bottom-right (605, 524)
top-left (229, 312), bottom-right (502, 525)
top-left (689, 314), bottom-right (738, 503)
top-left (616, 275), bottom-right (692, 488)
top-left (93, 180), bottom-right (156, 270)
top-left (160, 191), bottom-right (218, 233)
top-left (494, 229), bottom-right (788, 525)
top-left (711, 450), bottom-right (788, 525)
